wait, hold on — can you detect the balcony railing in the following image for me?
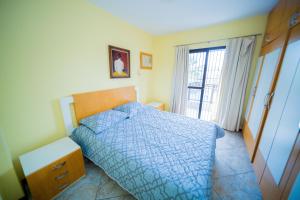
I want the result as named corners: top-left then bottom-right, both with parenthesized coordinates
top-left (185, 46), bottom-right (225, 121)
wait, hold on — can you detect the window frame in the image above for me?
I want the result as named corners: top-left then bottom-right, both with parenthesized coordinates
top-left (188, 46), bottom-right (226, 119)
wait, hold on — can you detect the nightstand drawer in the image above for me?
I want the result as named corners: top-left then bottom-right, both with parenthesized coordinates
top-left (26, 149), bottom-right (85, 200)
top-left (48, 158), bottom-right (69, 176)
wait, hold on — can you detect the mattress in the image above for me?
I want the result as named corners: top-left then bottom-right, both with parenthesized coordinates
top-left (71, 106), bottom-right (224, 200)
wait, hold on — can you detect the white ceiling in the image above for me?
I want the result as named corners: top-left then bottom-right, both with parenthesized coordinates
top-left (90, 0), bottom-right (278, 35)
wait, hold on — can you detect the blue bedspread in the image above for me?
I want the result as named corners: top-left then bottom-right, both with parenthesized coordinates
top-left (71, 106), bottom-right (224, 200)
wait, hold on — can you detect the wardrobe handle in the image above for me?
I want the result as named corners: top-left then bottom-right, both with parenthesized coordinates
top-left (268, 92), bottom-right (274, 110)
top-left (252, 86), bottom-right (257, 97)
top-left (264, 92), bottom-right (274, 110)
top-left (264, 93), bottom-right (269, 107)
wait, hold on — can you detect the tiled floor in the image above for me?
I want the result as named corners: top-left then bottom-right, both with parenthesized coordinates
top-left (54, 131), bottom-right (262, 200)
top-left (212, 131), bottom-right (262, 200)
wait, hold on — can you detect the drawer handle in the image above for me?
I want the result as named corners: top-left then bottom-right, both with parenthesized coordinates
top-left (58, 183), bottom-right (69, 190)
top-left (55, 171), bottom-right (69, 180)
top-left (52, 161), bottom-right (66, 170)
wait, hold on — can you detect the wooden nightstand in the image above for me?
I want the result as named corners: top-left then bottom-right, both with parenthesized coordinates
top-left (147, 102), bottom-right (165, 111)
top-left (20, 137), bottom-right (85, 200)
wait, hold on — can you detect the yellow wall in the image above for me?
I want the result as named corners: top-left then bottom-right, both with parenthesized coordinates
top-left (0, 131), bottom-right (24, 200)
top-left (0, 0), bottom-right (153, 183)
top-left (151, 15), bottom-right (268, 115)
top-left (0, 1), bottom-right (268, 198)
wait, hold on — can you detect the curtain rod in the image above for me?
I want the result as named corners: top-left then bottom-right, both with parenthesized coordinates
top-left (174, 33), bottom-right (263, 47)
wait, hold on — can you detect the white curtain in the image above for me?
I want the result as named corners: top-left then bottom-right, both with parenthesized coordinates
top-left (216, 36), bottom-right (256, 131)
top-left (170, 46), bottom-right (189, 114)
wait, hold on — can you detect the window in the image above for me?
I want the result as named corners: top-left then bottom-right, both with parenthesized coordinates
top-left (186, 46), bottom-right (226, 121)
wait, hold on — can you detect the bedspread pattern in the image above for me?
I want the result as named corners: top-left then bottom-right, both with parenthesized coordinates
top-left (72, 107), bottom-right (224, 200)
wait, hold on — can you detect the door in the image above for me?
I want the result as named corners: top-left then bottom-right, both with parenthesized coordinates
top-left (243, 31), bottom-right (288, 161)
top-left (245, 56), bottom-right (264, 121)
top-left (264, 41), bottom-right (300, 183)
top-left (186, 46), bottom-right (225, 121)
top-left (255, 23), bottom-right (300, 200)
top-left (247, 48), bottom-right (281, 140)
top-left (258, 38), bottom-right (300, 173)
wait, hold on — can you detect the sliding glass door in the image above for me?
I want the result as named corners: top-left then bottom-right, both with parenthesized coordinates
top-left (186, 46), bottom-right (226, 121)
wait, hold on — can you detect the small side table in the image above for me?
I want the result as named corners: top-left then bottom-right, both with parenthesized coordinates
top-left (147, 102), bottom-right (165, 111)
top-left (19, 137), bottom-right (85, 200)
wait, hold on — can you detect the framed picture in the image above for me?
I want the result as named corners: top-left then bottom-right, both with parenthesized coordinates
top-left (140, 52), bottom-right (152, 70)
top-left (109, 45), bottom-right (130, 78)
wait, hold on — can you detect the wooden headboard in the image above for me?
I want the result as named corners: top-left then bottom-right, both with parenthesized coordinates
top-left (73, 86), bottom-right (136, 122)
top-left (60, 86), bottom-right (138, 135)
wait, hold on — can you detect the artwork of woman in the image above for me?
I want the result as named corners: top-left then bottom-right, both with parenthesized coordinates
top-left (109, 46), bottom-right (130, 78)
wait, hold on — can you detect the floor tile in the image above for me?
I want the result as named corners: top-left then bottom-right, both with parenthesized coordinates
top-left (212, 190), bottom-right (222, 200)
top-left (96, 179), bottom-right (129, 200)
top-left (216, 131), bottom-right (245, 150)
top-left (55, 180), bottom-right (99, 200)
top-left (85, 159), bottom-right (112, 186)
top-left (103, 195), bottom-right (136, 200)
top-left (214, 147), bottom-right (253, 177)
top-left (213, 172), bottom-right (262, 200)
top-left (213, 154), bottom-right (236, 178)
top-left (220, 190), bottom-right (262, 200)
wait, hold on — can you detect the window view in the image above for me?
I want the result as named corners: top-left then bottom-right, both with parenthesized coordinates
top-left (186, 46), bottom-right (226, 121)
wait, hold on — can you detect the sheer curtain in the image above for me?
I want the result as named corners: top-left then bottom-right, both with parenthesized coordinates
top-left (216, 36), bottom-right (256, 131)
top-left (170, 46), bottom-right (189, 114)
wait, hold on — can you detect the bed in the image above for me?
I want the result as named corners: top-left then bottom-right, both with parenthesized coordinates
top-left (60, 86), bottom-right (224, 200)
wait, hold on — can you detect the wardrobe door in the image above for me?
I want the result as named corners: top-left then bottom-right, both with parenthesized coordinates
top-left (244, 56), bottom-right (264, 121)
top-left (258, 39), bottom-right (300, 164)
top-left (254, 33), bottom-right (300, 184)
top-left (260, 53), bottom-right (300, 199)
top-left (258, 24), bottom-right (300, 200)
top-left (247, 48), bottom-right (281, 140)
top-left (266, 54), bottom-right (300, 184)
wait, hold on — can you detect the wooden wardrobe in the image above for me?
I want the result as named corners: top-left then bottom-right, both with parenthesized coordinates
top-left (243, 0), bottom-right (300, 199)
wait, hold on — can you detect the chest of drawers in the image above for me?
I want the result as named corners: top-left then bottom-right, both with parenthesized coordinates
top-left (20, 137), bottom-right (85, 200)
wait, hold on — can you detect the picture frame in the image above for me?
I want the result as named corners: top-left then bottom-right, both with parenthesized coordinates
top-left (140, 52), bottom-right (153, 70)
top-left (109, 45), bottom-right (130, 78)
